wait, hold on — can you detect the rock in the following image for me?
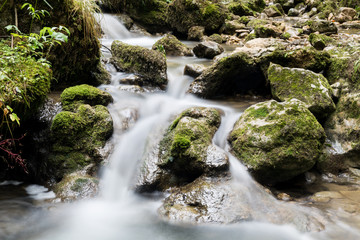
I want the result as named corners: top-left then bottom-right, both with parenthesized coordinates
top-left (268, 63), bottom-right (336, 120)
top-left (227, 0), bottom-right (266, 16)
top-left (159, 175), bottom-right (327, 231)
top-left (188, 52), bottom-right (266, 98)
top-left (184, 64), bottom-right (206, 78)
top-left (118, 85), bottom-right (145, 93)
top-left (193, 41), bottom-right (224, 59)
top-left (262, 47), bottom-right (330, 73)
top-left (54, 171), bottom-right (99, 202)
top-left (111, 40), bottom-right (167, 88)
top-left (288, 8), bottom-right (300, 16)
top-left (309, 20), bottom-right (338, 35)
top-left (187, 26), bottom-right (205, 41)
top-left (275, 0), bottom-right (295, 12)
top-left (220, 20), bottom-right (246, 35)
top-left (49, 104), bottom-right (113, 180)
top-left (158, 107), bottom-right (227, 180)
top-left (60, 84), bottom-right (113, 111)
top-left (168, 0), bottom-right (227, 35)
top-left (152, 34), bottom-right (192, 57)
top-left (335, 7), bottom-right (357, 23)
top-left (308, 33), bottom-right (332, 50)
top-left (263, 4), bottom-right (284, 17)
top-left (119, 75), bottom-right (144, 86)
top-left (229, 99), bottom-right (326, 184)
top-left (254, 24), bottom-right (282, 38)
top-left (116, 14), bottom-right (134, 30)
top-left (323, 91), bottom-right (360, 170)
top-left (208, 33), bottom-right (224, 44)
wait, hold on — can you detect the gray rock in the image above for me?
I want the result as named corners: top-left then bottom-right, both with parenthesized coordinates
top-left (187, 26), bottom-right (205, 41)
top-left (193, 41), bottom-right (224, 59)
top-left (184, 64), bottom-right (206, 78)
top-left (152, 34), bottom-right (193, 57)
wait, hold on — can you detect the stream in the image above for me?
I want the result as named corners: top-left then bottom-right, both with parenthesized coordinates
top-left (1, 13), bottom-right (360, 240)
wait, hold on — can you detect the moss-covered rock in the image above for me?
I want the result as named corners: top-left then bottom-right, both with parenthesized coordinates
top-left (220, 20), bottom-right (246, 35)
top-left (187, 26), bottom-right (206, 40)
top-left (263, 4), bottom-right (285, 17)
top-left (111, 40), bottom-right (168, 88)
top-left (227, 0), bottom-right (266, 16)
top-left (309, 33), bottom-right (333, 50)
top-left (152, 34), bottom-right (193, 56)
top-left (308, 20), bottom-right (338, 34)
top-left (323, 91), bottom-right (360, 170)
top-left (54, 172), bottom-right (99, 202)
top-left (268, 63), bottom-right (335, 120)
top-left (254, 24), bottom-right (282, 38)
top-left (188, 52), bottom-right (267, 98)
top-left (158, 107), bottom-right (227, 180)
top-left (168, 0), bottom-right (227, 35)
top-left (49, 104), bottom-right (113, 180)
top-left (229, 99), bottom-right (325, 184)
top-left (261, 47), bottom-right (331, 73)
top-left (60, 84), bottom-right (113, 111)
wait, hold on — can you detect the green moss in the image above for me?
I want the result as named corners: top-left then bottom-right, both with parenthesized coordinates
top-left (152, 34), bottom-right (192, 56)
top-left (247, 106), bottom-right (269, 118)
top-left (280, 32), bottom-right (291, 40)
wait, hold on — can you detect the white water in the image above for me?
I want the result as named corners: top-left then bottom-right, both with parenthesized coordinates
top-left (6, 13), bottom-right (360, 240)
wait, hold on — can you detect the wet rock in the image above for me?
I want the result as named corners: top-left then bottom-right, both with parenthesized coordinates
top-left (158, 107), bottom-right (227, 180)
top-left (49, 104), bottom-right (113, 181)
top-left (118, 85), bottom-right (145, 94)
top-left (229, 99), bottom-right (326, 184)
top-left (310, 191), bottom-right (343, 203)
top-left (111, 40), bottom-right (168, 89)
top-left (159, 175), bottom-right (328, 231)
top-left (187, 26), bottom-right (205, 41)
top-left (60, 84), bottom-right (113, 111)
top-left (323, 91), bottom-right (360, 170)
top-left (116, 14), bottom-right (134, 30)
top-left (168, 0), bottom-right (227, 35)
top-left (288, 8), bottom-right (300, 16)
top-left (119, 75), bottom-right (144, 86)
top-left (309, 20), bottom-right (338, 35)
top-left (152, 34), bottom-right (192, 57)
top-left (268, 63), bottom-right (336, 120)
top-left (188, 52), bottom-right (266, 98)
top-left (54, 171), bottom-right (99, 202)
top-left (193, 41), bottom-right (224, 59)
top-left (184, 64), bottom-right (206, 78)
top-left (263, 4), bottom-right (284, 17)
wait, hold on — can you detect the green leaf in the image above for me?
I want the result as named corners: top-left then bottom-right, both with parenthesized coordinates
top-left (9, 113), bottom-right (20, 126)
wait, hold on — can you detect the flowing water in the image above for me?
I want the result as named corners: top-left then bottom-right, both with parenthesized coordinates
top-left (1, 13), bottom-right (360, 240)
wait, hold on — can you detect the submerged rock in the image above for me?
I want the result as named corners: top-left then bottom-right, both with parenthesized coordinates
top-left (268, 63), bottom-right (335, 120)
top-left (188, 52), bottom-right (266, 98)
top-left (152, 34), bottom-right (192, 57)
top-left (111, 40), bottom-right (168, 88)
top-left (193, 41), bottom-right (224, 59)
top-left (229, 99), bottom-right (325, 184)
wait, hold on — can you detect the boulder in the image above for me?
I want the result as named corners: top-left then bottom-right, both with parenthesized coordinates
top-left (111, 40), bottom-right (168, 88)
top-left (334, 7), bottom-right (357, 23)
top-left (158, 107), bottom-right (227, 180)
top-left (159, 175), bottom-right (327, 231)
top-left (309, 20), bottom-right (338, 35)
top-left (187, 26), bottom-right (205, 41)
top-left (188, 52), bottom-right (266, 98)
top-left (184, 64), bottom-right (206, 78)
top-left (193, 41), bottom-right (224, 59)
top-left (229, 99), bottom-right (325, 184)
top-left (288, 8), bottom-right (300, 16)
top-left (60, 84), bottom-right (113, 111)
top-left (308, 33), bottom-right (333, 50)
top-left (263, 4), bottom-right (285, 17)
top-left (227, 0), bottom-right (266, 16)
top-left (254, 24), bottom-right (283, 38)
top-left (323, 91), bottom-right (360, 170)
top-left (168, 0), bottom-right (227, 35)
top-left (268, 63), bottom-right (335, 120)
top-left (220, 20), bottom-right (246, 35)
top-left (49, 104), bottom-right (113, 180)
top-left (152, 34), bottom-right (193, 57)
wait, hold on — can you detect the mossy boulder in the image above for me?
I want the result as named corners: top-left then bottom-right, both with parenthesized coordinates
top-left (323, 91), bottom-right (360, 169)
top-left (261, 47), bottom-right (331, 73)
top-left (158, 107), bottom-right (227, 181)
top-left (111, 40), bottom-right (168, 88)
top-left (227, 0), bottom-right (266, 16)
top-left (229, 99), bottom-right (326, 184)
top-left (168, 0), bottom-right (227, 35)
top-left (263, 4), bottom-right (285, 17)
top-left (254, 24), bottom-right (282, 38)
top-left (268, 63), bottom-right (335, 120)
top-left (309, 33), bottom-right (333, 50)
top-left (308, 20), bottom-right (338, 35)
top-left (60, 84), bottom-right (113, 111)
top-left (49, 104), bottom-right (113, 180)
top-left (54, 172), bottom-right (99, 202)
top-left (152, 34), bottom-right (192, 56)
top-left (188, 52), bottom-right (267, 98)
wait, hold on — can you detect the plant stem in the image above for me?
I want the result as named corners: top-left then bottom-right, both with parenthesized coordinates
top-left (29, 0), bottom-right (38, 33)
